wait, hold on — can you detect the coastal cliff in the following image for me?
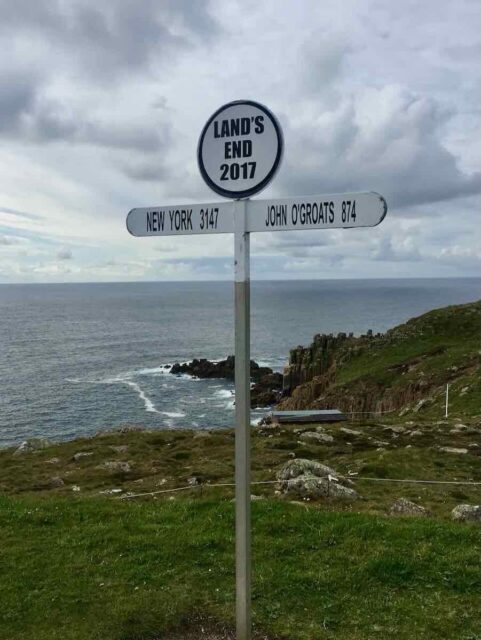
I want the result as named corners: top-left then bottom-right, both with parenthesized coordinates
top-left (278, 300), bottom-right (481, 418)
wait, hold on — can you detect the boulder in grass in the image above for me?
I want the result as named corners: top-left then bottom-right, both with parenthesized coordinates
top-left (389, 498), bottom-right (428, 517)
top-left (284, 476), bottom-right (359, 500)
top-left (277, 459), bottom-right (358, 501)
top-left (277, 458), bottom-right (339, 481)
top-left (73, 451), bottom-right (93, 461)
top-left (13, 438), bottom-right (52, 456)
top-left (99, 461), bottom-right (131, 473)
top-left (340, 427), bottom-right (361, 437)
top-left (451, 504), bottom-right (481, 523)
top-left (47, 477), bottom-right (65, 489)
top-left (110, 445), bottom-right (129, 453)
top-left (300, 431), bottom-right (334, 445)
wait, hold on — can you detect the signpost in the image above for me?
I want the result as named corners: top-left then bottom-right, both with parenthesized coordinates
top-left (126, 99), bottom-right (388, 640)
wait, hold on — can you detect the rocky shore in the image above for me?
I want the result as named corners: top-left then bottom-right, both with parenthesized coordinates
top-left (170, 355), bottom-right (283, 407)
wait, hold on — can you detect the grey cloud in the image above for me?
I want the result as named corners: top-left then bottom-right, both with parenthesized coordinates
top-left (279, 88), bottom-right (481, 209)
top-left (0, 70), bottom-right (38, 133)
top-left (0, 88), bottom-right (170, 151)
top-left (0, 235), bottom-right (17, 245)
top-left (120, 157), bottom-right (172, 182)
top-left (0, 0), bottom-right (218, 81)
top-left (80, 120), bottom-right (167, 152)
top-left (301, 37), bottom-right (351, 93)
top-left (57, 248), bottom-right (73, 260)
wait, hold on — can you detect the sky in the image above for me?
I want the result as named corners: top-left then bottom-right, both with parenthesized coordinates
top-left (0, 0), bottom-right (480, 283)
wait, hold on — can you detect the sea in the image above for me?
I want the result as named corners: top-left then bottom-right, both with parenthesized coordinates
top-left (0, 278), bottom-right (479, 447)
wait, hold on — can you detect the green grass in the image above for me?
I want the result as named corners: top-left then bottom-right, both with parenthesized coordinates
top-left (0, 496), bottom-right (480, 640)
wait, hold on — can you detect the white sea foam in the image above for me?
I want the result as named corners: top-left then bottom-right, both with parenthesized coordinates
top-left (161, 410), bottom-right (186, 418)
top-left (122, 381), bottom-right (159, 413)
top-left (67, 374), bottom-right (159, 414)
top-left (214, 389), bottom-right (233, 399)
top-left (136, 364), bottom-right (172, 375)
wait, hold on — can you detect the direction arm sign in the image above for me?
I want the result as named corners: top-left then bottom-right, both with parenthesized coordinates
top-left (126, 202), bottom-right (235, 237)
top-left (247, 192), bottom-right (387, 232)
top-left (126, 192), bottom-right (386, 237)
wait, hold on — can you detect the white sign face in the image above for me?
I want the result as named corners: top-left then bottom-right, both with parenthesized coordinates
top-left (126, 202), bottom-right (234, 237)
top-left (198, 100), bottom-right (283, 199)
top-left (247, 192), bottom-right (387, 232)
top-left (126, 192), bottom-right (387, 237)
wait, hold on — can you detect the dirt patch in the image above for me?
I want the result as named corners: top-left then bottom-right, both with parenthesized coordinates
top-left (158, 617), bottom-right (275, 639)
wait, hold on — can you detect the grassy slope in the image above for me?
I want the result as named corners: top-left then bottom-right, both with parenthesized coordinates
top-left (1, 496), bottom-right (480, 640)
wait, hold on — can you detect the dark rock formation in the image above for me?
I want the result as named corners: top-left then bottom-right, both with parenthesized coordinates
top-left (251, 372), bottom-right (283, 407)
top-left (171, 356), bottom-right (272, 381)
top-left (170, 356), bottom-right (283, 407)
top-left (283, 332), bottom-right (375, 394)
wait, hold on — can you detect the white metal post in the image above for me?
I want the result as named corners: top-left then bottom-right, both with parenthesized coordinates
top-left (445, 383), bottom-right (449, 418)
top-left (234, 198), bottom-right (251, 640)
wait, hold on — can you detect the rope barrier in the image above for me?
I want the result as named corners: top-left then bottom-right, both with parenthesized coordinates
top-left (119, 475), bottom-right (481, 500)
top-left (354, 477), bottom-right (481, 486)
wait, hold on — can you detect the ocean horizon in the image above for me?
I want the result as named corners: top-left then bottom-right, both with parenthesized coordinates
top-left (1, 277), bottom-right (479, 447)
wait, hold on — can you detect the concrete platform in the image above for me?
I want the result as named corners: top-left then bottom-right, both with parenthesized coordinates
top-left (271, 409), bottom-right (347, 424)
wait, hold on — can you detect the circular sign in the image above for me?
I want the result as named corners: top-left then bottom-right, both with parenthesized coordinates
top-left (197, 100), bottom-right (283, 199)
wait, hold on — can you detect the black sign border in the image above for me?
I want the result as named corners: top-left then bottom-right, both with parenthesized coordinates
top-left (197, 99), bottom-right (284, 200)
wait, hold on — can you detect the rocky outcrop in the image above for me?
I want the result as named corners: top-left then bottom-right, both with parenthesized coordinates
top-left (277, 301), bottom-right (481, 415)
top-left (171, 356), bottom-right (282, 407)
top-left (251, 372), bottom-right (283, 407)
top-left (171, 356), bottom-right (273, 381)
top-left (276, 459), bottom-right (359, 501)
top-left (283, 333), bottom-right (361, 394)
